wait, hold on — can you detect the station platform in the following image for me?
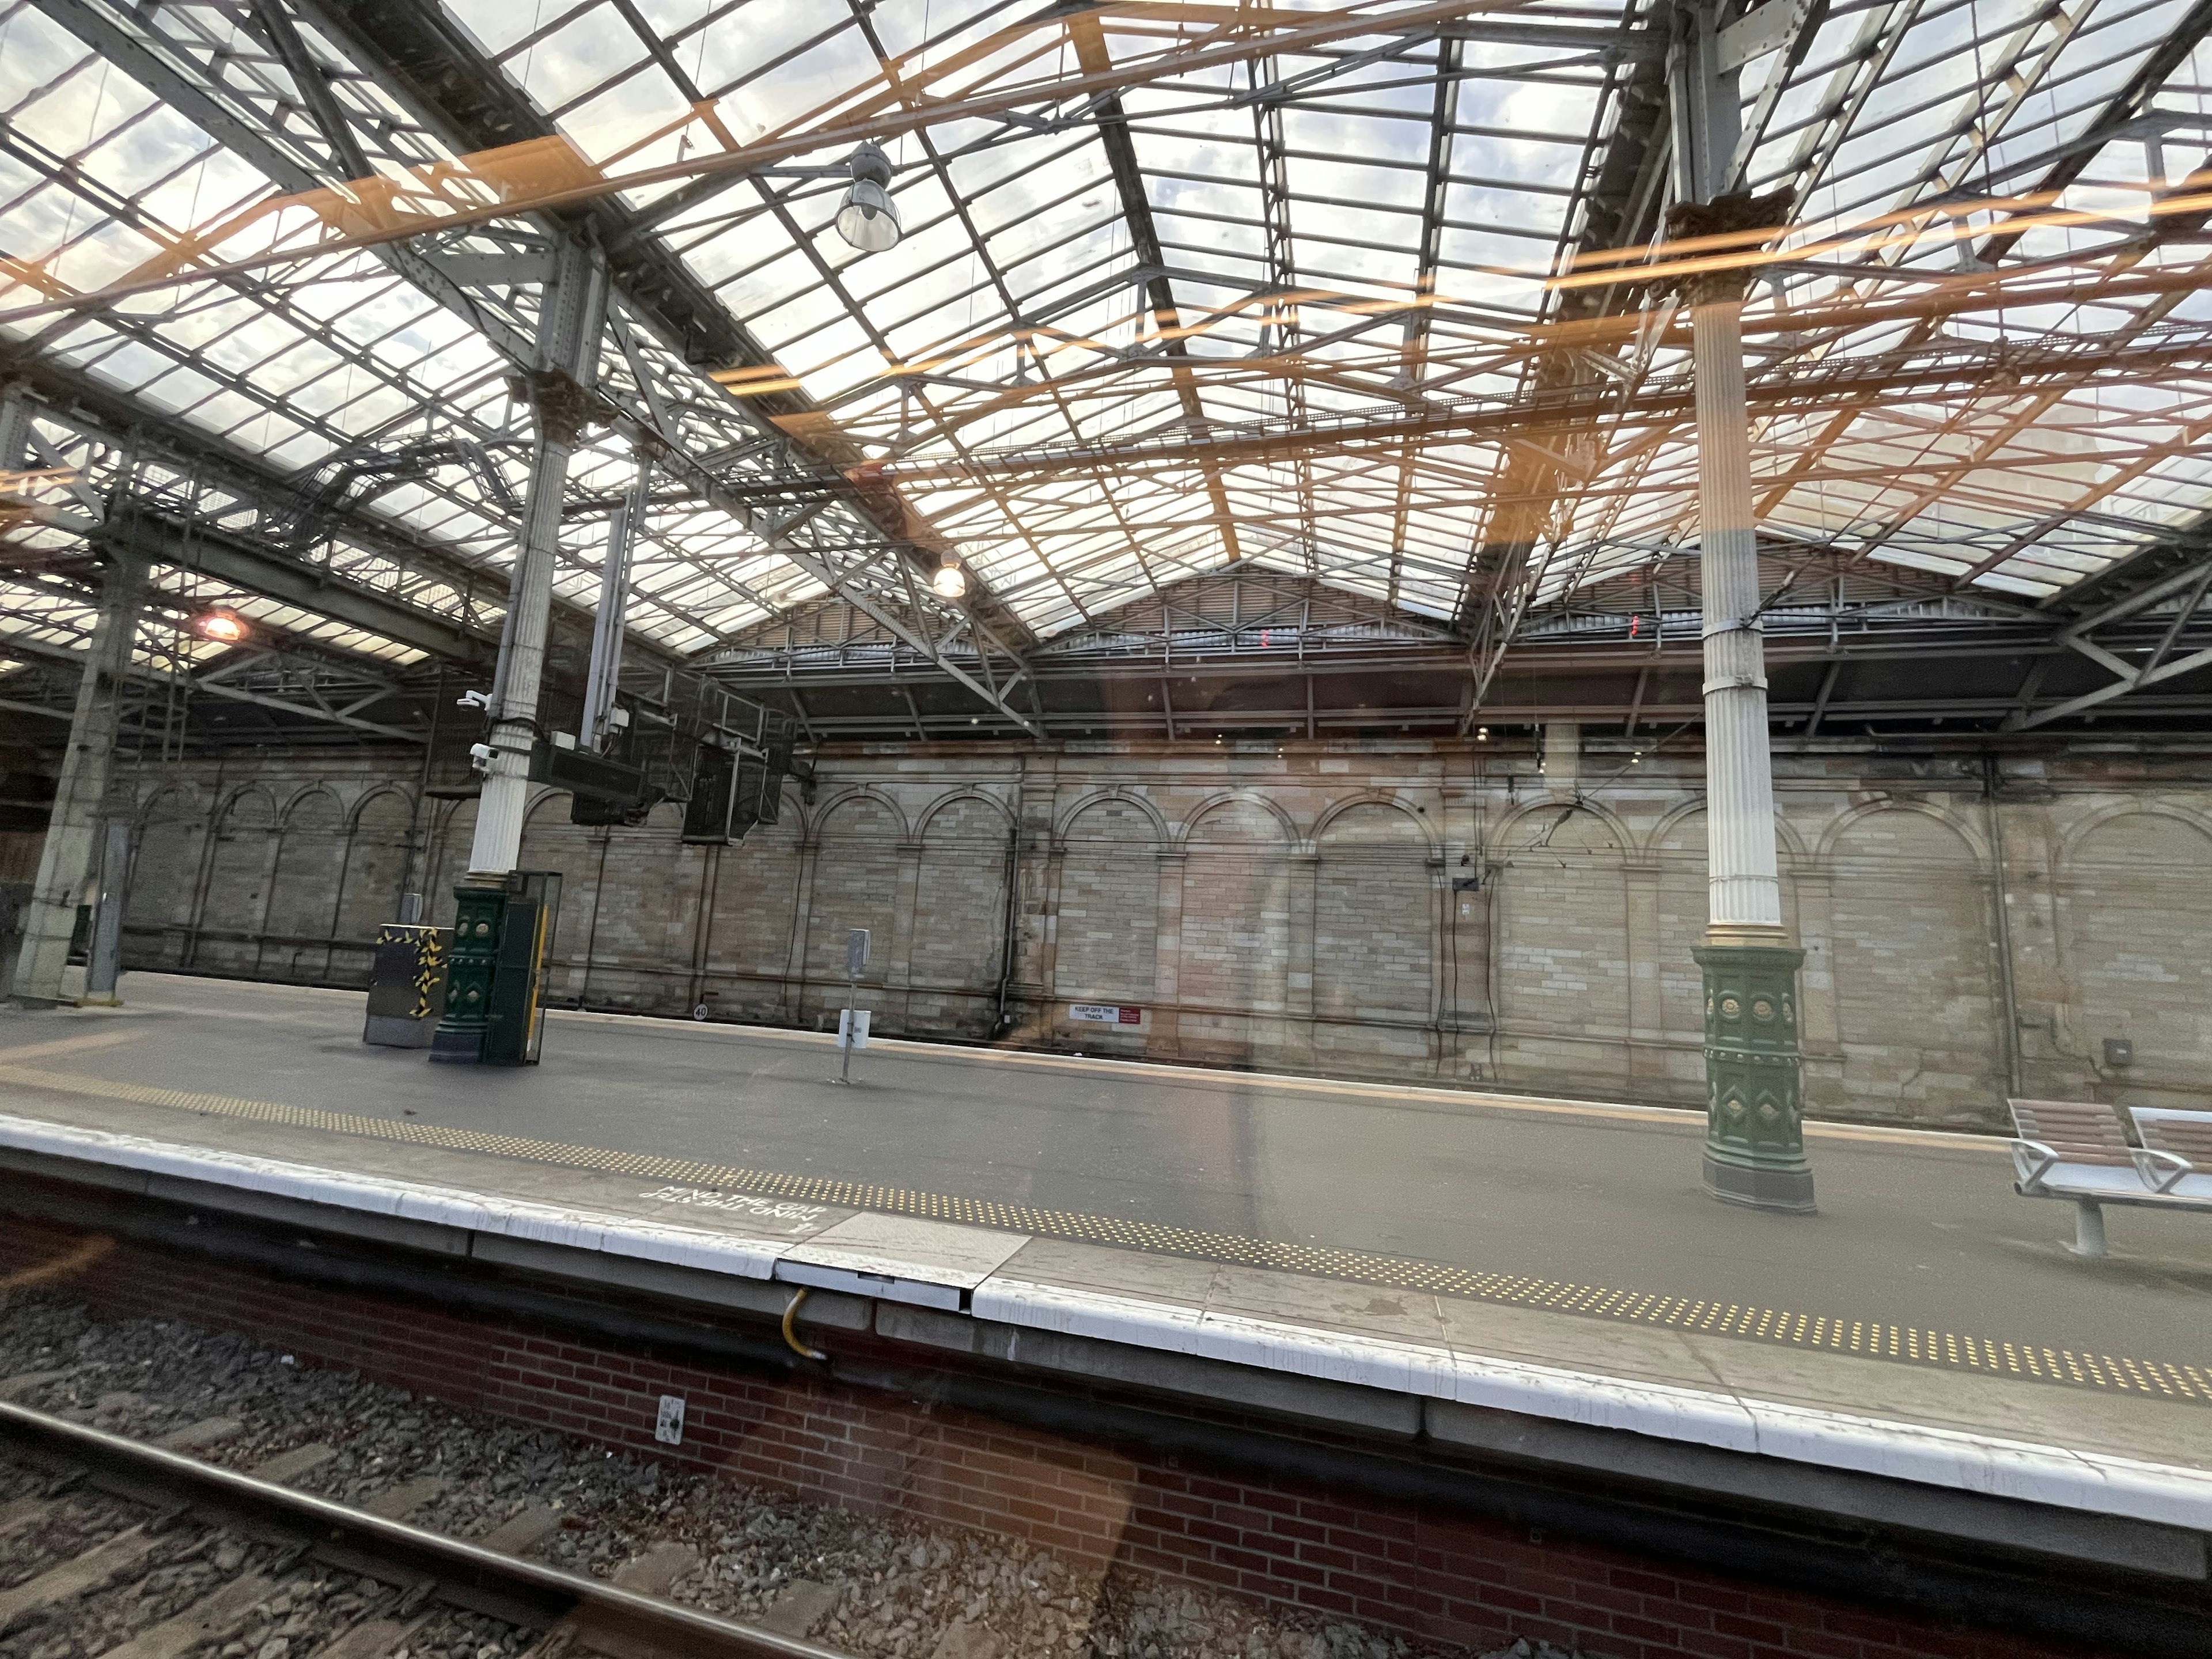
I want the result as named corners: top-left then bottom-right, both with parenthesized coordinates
top-left (3, 973), bottom-right (2211, 1572)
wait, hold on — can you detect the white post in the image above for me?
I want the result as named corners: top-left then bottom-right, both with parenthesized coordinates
top-left (10, 548), bottom-right (148, 1006)
top-left (468, 244), bottom-right (608, 878)
top-left (581, 453), bottom-right (651, 752)
top-left (80, 816), bottom-right (132, 1005)
top-left (1692, 298), bottom-right (1784, 941)
top-left (1671, 0), bottom-right (1812, 1212)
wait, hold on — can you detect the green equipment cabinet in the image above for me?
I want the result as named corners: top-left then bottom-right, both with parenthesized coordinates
top-left (428, 870), bottom-right (563, 1066)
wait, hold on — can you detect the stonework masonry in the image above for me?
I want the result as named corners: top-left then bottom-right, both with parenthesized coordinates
top-left (54, 734), bottom-right (2212, 1130)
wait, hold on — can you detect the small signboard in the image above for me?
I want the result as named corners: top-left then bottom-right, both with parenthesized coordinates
top-left (1068, 1003), bottom-right (1143, 1025)
top-left (838, 1007), bottom-right (872, 1049)
top-left (846, 927), bottom-right (871, 979)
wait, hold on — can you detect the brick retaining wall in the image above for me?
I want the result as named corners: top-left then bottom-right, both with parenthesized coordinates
top-left (0, 1211), bottom-right (2096, 1659)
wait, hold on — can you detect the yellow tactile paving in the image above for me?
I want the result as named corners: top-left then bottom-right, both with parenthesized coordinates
top-left (3, 1060), bottom-right (2207, 1407)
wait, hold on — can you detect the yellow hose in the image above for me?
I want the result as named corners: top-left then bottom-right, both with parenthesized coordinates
top-left (782, 1287), bottom-right (827, 1361)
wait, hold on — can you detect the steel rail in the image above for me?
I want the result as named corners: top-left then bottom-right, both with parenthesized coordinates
top-left (0, 1400), bottom-right (846, 1659)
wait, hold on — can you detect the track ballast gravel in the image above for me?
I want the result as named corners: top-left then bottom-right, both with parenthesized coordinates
top-left (0, 1293), bottom-right (1603, 1659)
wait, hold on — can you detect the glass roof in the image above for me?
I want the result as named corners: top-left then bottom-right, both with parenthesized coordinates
top-left (2, 0), bottom-right (2209, 680)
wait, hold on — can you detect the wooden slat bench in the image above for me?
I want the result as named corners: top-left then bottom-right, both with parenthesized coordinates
top-left (2006, 1099), bottom-right (2143, 1257)
top-left (2128, 1107), bottom-right (2212, 1203)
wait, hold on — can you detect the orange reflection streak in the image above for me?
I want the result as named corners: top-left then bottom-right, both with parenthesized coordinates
top-left (878, 283), bottom-right (1444, 382)
top-left (0, 2), bottom-right (1498, 324)
top-left (711, 363), bottom-right (806, 396)
top-left (845, 251), bottom-right (2212, 435)
top-left (874, 329), bottom-right (2212, 483)
top-left (0, 1235), bottom-right (114, 1294)
top-left (863, 222), bottom-right (2206, 400)
top-left (3, 134), bottom-right (608, 315)
top-left (1552, 181), bottom-right (2212, 293)
top-left (0, 467), bottom-right (83, 533)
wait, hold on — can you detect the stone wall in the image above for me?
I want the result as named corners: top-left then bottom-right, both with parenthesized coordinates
top-left (100, 736), bottom-right (2212, 1128)
top-left (0, 832), bottom-right (40, 885)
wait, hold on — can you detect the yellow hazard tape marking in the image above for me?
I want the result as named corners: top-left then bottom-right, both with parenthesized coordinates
top-left (2, 1062), bottom-right (2207, 1406)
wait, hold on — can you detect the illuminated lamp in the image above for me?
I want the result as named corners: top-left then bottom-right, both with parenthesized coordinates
top-left (192, 609), bottom-right (249, 644)
top-left (930, 552), bottom-right (967, 599)
top-left (835, 143), bottom-right (902, 253)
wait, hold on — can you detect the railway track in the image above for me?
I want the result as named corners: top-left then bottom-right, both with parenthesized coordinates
top-left (0, 1400), bottom-right (846, 1659)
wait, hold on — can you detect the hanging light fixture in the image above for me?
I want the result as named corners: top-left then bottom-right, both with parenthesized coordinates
top-left (835, 142), bottom-right (902, 253)
top-left (931, 552), bottom-right (967, 599)
top-left (191, 608), bottom-right (249, 644)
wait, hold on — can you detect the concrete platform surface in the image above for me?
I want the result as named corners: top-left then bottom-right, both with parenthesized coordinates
top-left (2, 974), bottom-right (2210, 1528)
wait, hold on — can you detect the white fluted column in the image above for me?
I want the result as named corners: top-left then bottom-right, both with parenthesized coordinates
top-left (1671, 0), bottom-right (1812, 1211)
top-left (1692, 296), bottom-right (1784, 942)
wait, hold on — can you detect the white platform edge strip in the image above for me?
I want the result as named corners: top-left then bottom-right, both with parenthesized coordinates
top-left (0, 1115), bottom-right (794, 1282)
top-left (5, 1114), bottom-right (2210, 1535)
top-left (972, 1278), bottom-right (2212, 1532)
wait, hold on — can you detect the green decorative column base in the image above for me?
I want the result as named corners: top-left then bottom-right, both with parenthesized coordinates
top-left (1695, 941), bottom-right (1816, 1214)
top-left (429, 881), bottom-right (506, 1065)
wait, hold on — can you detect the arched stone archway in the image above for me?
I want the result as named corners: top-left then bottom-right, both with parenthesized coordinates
top-left (1827, 807), bottom-right (2000, 1121)
top-left (1177, 797), bottom-right (1291, 1060)
top-left (264, 790), bottom-right (347, 980)
top-left (1495, 805), bottom-right (1630, 1073)
top-left (910, 794), bottom-right (1013, 1034)
top-left (195, 790), bottom-right (281, 976)
top-left (703, 797), bottom-right (804, 1024)
top-left (124, 787), bottom-right (204, 971)
top-left (1312, 801), bottom-right (1432, 1064)
top-left (585, 801), bottom-right (703, 1013)
top-left (803, 794), bottom-right (904, 1022)
top-left (425, 797), bottom-right (478, 929)
top-left (336, 791), bottom-right (418, 950)
top-left (2059, 812), bottom-right (2212, 1090)
top-left (517, 792), bottom-right (607, 1005)
top-left (1054, 796), bottom-right (1159, 1007)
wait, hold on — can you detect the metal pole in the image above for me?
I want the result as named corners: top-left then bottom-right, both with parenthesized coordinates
top-left (9, 547), bottom-right (149, 1007)
top-left (1671, 0), bottom-right (1813, 1213)
top-left (839, 926), bottom-right (869, 1083)
top-left (467, 243), bottom-right (608, 879)
top-left (1692, 295), bottom-right (1785, 936)
top-left (581, 455), bottom-right (651, 752)
top-left (841, 969), bottom-right (855, 1085)
top-left (1984, 755), bottom-right (2024, 1097)
top-left (434, 243), bottom-right (606, 1064)
top-left (79, 816), bottom-right (131, 1006)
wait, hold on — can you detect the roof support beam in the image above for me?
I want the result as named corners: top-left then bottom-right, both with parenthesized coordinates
top-left (78, 513), bottom-right (492, 668)
top-left (1976, 0), bottom-right (2212, 266)
top-left (24, 0), bottom-right (1041, 731)
top-left (313, 0), bottom-right (1044, 731)
top-left (0, 627), bottom-right (426, 743)
top-left (1065, 12), bottom-right (1241, 571)
top-left (2005, 547), bottom-right (2212, 729)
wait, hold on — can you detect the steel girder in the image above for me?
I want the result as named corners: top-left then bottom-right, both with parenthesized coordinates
top-left (0, 617), bottom-right (426, 744)
top-left (2004, 525), bottom-right (2212, 729)
top-left (308, 0), bottom-right (1048, 672)
top-left (6, 0), bottom-right (2209, 741)
top-left (1, 365), bottom-right (505, 665)
top-left (18, 0), bottom-right (1048, 734)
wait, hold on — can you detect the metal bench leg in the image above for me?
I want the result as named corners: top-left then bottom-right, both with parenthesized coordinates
top-left (2069, 1199), bottom-right (2108, 1259)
